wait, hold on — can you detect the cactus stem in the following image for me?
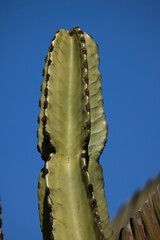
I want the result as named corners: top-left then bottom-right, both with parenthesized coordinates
top-left (37, 27), bottom-right (113, 240)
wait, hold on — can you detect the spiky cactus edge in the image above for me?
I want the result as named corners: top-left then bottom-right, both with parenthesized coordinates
top-left (37, 27), bottom-right (113, 240)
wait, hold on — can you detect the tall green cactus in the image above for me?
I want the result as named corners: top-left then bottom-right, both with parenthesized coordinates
top-left (37, 26), bottom-right (113, 240)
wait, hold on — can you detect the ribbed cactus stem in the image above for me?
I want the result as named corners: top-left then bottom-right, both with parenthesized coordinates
top-left (37, 27), bottom-right (113, 240)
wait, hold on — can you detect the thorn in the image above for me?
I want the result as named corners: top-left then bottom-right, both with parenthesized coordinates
top-left (91, 199), bottom-right (97, 208)
top-left (44, 101), bottom-right (48, 109)
top-left (44, 88), bottom-right (48, 97)
top-left (80, 37), bottom-right (85, 43)
top-left (49, 45), bottom-right (54, 52)
top-left (46, 73), bottom-right (50, 81)
top-left (86, 120), bottom-right (91, 129)
top-left (82, 47), bottom-right (87, 54)
top-left (48, 60), bottom-right (52, 66)
top-left (43, 168), bottom-right (49, 176)
top-left (46, 187), bottom-right (50, 196)
top-left (88, 184), bottom-right (93, 193)
top-left (52, 36), bottom-right (56, 41)
top-left (83, 61), bottom-right (88, 69)
top-left (84, 75), bottom-right (89, 84)
top-left (85, 103), bottom-right (90, 112)
top-left (94, 213), bottom-right (101, 223)
top-left (42, 115), bottom-right (47, 126)
top-left (85, 89), bottom-right (89, 96)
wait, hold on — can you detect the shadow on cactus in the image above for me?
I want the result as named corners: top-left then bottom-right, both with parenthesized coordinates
top-left (37, 27), bottom-right (160, 240)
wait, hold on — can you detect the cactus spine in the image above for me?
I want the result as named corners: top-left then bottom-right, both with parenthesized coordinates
top-left (37, 27), bottom-right (113, 240)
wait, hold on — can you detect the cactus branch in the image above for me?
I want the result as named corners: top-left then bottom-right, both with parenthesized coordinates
top-left (37, 27), bottom-right (113, 240)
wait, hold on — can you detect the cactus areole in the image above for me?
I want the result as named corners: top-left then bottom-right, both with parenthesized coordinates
top-left (37, 27), bottom-right (113, 240)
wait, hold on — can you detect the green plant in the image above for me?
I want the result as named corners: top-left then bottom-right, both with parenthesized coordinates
top-left (37, 26), bottom-right (160, 240)
top-left (37, 26), bottom-right (113, 240)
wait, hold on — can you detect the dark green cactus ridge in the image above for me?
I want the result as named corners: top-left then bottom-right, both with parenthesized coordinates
top-left (37, 27), bottom-right (113, 240)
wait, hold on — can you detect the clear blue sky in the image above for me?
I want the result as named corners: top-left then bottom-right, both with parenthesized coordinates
top-left (0, 0), bottom-right (160, 239)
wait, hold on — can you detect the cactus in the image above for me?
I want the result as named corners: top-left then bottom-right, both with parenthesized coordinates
top-left (37, 27), bottom-right (113, 240)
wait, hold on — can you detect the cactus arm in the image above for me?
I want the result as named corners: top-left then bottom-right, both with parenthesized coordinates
top-left (37, 27), bottom-right (113, 240)
top-left (84, 33), bottom-right (113, 239)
